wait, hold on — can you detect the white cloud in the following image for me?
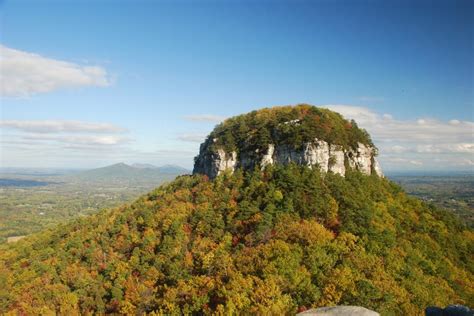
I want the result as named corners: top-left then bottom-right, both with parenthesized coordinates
top-left (381, 157), bottom-right (423, 166)
top-left (22, 134), bottom-right (131, 146)
top-left (463, 159), bottom-right (474, 166)
top-left (416, 143), bottom-right (474, 154)
top-left (184, 114), bottom-right (226, 123)
top-left (0, 120), bottom-right (126, 134)
top-left (385, 145), bottom-right (408, 153)
top-left (177, 133), bottom-right (207, 143)
top-left (0, 118), bottom-right (199, 168)
top-left (1, 119), bottom-right (130, 160)
top-left (0, 136), bottom-right (196, 169)
top-left (321, 104), bottom-right (474, 170)
top-left (325, 105), bottom-right (379, 125)
top-left (323, 105), bottom-right (473, 148)
top-left (0, 45), bottom-right (110, 97)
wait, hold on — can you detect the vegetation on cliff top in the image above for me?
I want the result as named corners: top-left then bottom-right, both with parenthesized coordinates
top-left (1, 165), bottom-right (472, 314)
top-left (206, 104), bottom-right (375, 154)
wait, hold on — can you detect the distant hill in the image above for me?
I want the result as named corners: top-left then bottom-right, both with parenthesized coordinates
top-left (70, 162), bottom-right (190, 183)
top-left (156, 164), bottom-right (191, 174)
top-left (130, 163), bottom-right (190, 174)
top-left (130, 163), bottom-right (159, 169)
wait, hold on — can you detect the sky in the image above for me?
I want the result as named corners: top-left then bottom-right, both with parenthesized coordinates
top-left (0, 0), bottom-right (473, 171)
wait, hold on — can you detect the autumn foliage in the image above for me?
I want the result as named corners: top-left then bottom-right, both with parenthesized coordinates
top-left (0, 165), bottom-right (472, 314)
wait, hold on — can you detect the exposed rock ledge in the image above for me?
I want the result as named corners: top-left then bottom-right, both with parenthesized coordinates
top-left (297, 306), bottom-right (379, 316)
top-left (193, 138), bottom-right (383, 179)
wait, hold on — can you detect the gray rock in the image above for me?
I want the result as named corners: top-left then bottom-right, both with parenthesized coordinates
top-left (193, 138), bottom-right (383, 179)
top-left (297, 306), bottom-right (379, 316)
top-left (372, 158), bottom-right (383, 177)
top-left (354, 143), bottom-right (373, 175)
top-left (425, 305), bottom-right (473, 316)
top-left (329, 144), bottom-right (345, 176)
top-left (305, 139), bottom-right (330, 172)
top-left (192, 138), bottom-right (237, 178)
top-left (260, 144), bottom-right (275, 168)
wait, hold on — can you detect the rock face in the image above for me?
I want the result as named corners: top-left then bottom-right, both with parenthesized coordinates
top-left (193, 137), bottom-right (383, 179)
top-left (193, 144), bottom-right (238, 179)
top-left (297, 306), bottom-right (380, 316)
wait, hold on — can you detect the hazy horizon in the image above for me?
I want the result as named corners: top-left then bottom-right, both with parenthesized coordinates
top-left (1, 164), bottom-right (473, 176)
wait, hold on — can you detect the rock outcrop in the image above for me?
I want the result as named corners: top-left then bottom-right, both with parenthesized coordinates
top-left (193, 144), bottom-right (238, 179)
top-left (297, 306), bottom-right (380, 316)
top-left (193, 137), bottom-right (383, 178)
top-left (192, 105), bottom-right (384, 179)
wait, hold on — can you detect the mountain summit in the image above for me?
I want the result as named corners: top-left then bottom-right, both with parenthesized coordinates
top-left (194, 105), bottom-right (382, 178)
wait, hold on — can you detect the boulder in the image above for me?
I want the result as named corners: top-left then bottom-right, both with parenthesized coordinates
top-left (297, 306), bottom-right (379, 316)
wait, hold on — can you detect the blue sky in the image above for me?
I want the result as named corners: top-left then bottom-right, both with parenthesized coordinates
top-left (1, 0), bottom-right (473, 171)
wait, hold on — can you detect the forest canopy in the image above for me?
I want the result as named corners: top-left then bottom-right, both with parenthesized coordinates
top-left (207, 104), bottom-right (375, 153)
top-left (0, 165), bottom-right (472, 315)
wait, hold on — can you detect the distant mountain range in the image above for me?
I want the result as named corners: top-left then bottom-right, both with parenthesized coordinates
top-left (70, 163), bottom-right (190, 182)
top-left (130, 163), bottom-right (159, 169)
top-left (130, 163), bottom-right (190, 174)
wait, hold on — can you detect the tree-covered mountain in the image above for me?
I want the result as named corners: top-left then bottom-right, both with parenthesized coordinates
top-left (0, 105), bottom-right (472, 315)
top-left (194, 105), bottom-right (382, 178)
top-left (131, 164), bottom-right (190, 174)
top-left (70, 163), bottom-right (190, 182)
top-left (131, 163), bottom-right (160, 169)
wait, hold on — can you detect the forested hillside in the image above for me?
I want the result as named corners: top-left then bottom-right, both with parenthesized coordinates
top-left (1, 165), bottom-right (472, 314)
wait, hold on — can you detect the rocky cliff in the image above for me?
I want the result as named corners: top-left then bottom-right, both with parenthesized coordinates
top-left (193, 137), bottom-right (383, 178)
top-left (193, 105), bottom-right (383, 178)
